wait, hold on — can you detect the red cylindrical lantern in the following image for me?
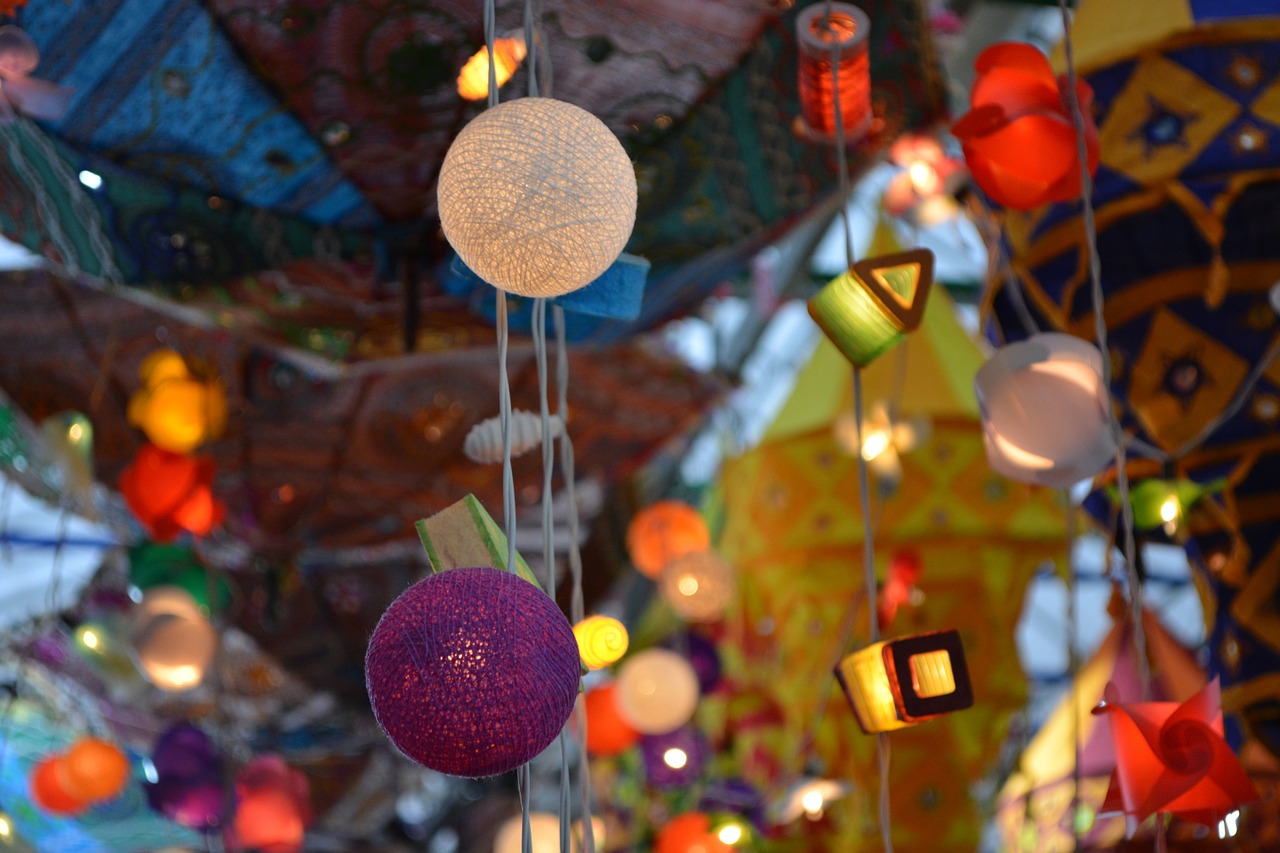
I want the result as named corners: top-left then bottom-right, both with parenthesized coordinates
top-left (796, 2), bottom-right (871, 143)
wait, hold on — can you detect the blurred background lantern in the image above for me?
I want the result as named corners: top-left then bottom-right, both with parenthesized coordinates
top-left (878, 549), bottom-right (925, 629)
top-left (128, 543), bottom-right (232, 618)
top-left (58, 737), bottom-right (130, 804)
top-left (364, 567), bottom-right (581, 777)
top-left (835, 629), bottom-right (973, 734)
top-left (29, 756), bottom-right (87, 815)
top-left (583, 682), bottom-right (641, 757)
top-left (794, 2), bottom-right (871, 142)
top-left (1128, 477), bottom-right (1215, 534)
top-left (492, 812), bottom-right (566, 853)
top-left (127, 349), bottom-right (227, 454)
top-left (772, 777), bottom-right (852, 824)
top-left (227, 755), bottom-right (311, 853)
top-left (119, 445), bottom-right (224, 541)
top-left (659, 551), bottom-right (736, 623)
top-left (614, 648), bottom-right (700, 735)
top-left (131, 586), bottom-right (218, 691)
top-left (951, 42), bottom-right (1100, 210)
top-left (641, 725), bottom-right (709, 789)
top-left (626, 501), bottom-right (710, 580)
top-left (833, 400), bottom-right (931, 487)
top-left (145, 723), bottom-right (227, 832)
top-left (808, 249), bottom-right (933, 368)
top-left (573, 614), bottom-right (629, 670)
top-left (456, 32), bottom-right (527, 101)
top-left (974, 333), bottom-right (1116, 488)
top-left (654, 812), bottom-right (733, 853)
top-left (437, 97), bottom-right (637, 298)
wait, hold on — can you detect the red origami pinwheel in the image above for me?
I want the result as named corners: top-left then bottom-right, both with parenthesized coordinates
top-left (1092, 677), bottom-right (1258, 827)
top-left (951, 42), bottom-right (1100, 210)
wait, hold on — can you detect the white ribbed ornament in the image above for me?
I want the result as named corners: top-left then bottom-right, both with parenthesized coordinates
top-left (437, 97), bottom-right (637, 297)
top-left (463, 409), bottom-right (564, 464)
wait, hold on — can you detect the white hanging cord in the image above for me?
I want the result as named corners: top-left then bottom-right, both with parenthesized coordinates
top-left (817, 2), bottom-right (893, 847)
top-left (1055, 0), bottom-right (1150, 702)
top-left (553, 305), bottom-right (595, 853)
top-left (1064, 490), bottom-right (1081, 847)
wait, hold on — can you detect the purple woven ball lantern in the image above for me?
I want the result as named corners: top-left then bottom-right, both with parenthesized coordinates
top-left (365, 566), bottom-right (581, 778)
top-left (640, 725), bottom-right (709, 789)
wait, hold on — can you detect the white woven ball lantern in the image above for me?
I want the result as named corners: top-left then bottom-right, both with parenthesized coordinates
top-left (437, 97), bottom-right (638, 298)
top-left (659, 551), bottom-right (736, 623)
top-left (974, 332), bottom-right (1117, 489)
top-left (614, 648), bottom-right (700, 735)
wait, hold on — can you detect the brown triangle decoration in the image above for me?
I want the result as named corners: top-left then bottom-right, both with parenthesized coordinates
top-left (851, 248), bottom-right (934, 332)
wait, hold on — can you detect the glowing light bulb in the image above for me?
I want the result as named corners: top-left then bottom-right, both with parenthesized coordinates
top-left (1160, 495), bottom-right (1180, 524)
top-left (907, 160), bottom-right (940, 194)
top-left (717, 823), bottom-right (744, 845)
top-left (677, 576), bottom-right (700, 596)
top-left (861, 429), bottom-right (891, 461)
top-left (67, 422), bottom-right (84, 443)
top-left (77, 625), bottom-right (101, 651)
top-left (0, 811), bottom-right (11, 840)
top-left (663, 748), bottom-right (688, 769)
top-left (78, 170), bottom-right (102, 190)
top-left (801, 789), bottom-right (825, 815)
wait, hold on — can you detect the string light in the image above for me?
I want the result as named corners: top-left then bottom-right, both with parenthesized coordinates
top-left (716, 823), bottom-right (744, 845)
top-left (662, 748), bottom-right (688, 770)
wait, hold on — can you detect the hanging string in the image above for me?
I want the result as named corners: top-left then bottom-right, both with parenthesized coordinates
top-left (1064, 489), bottom-right (1081, 848)
top-left (554, 304), bottom-right (596, 853)
top-left (1054, 0), bottom-right (1149, 702)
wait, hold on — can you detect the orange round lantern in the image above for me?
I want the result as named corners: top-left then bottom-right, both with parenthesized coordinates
top-left (951, 42), bottom-right (1100, 210)
top-left (583, 683), bottom-right (640, 757)
top-left (128, 349), bottom-right (227, 454)
top-left (626, 501), bottom-right (710, 580)
top-left (655, 813), bottom-right (733, 853)
top-left (119, 444), bottom-right (224, 542)
top-left (30, 756), bottom-right (88, 815)
top-left (59, 737), bottom-right (130, 803)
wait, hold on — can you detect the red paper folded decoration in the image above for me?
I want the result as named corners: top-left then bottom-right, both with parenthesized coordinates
top-left (1092, 677), bottom-right (1258, 827)
top-left (951, 42), bottom-right (1099, 210)
top-left (119, 444), bottom-right (224, 541)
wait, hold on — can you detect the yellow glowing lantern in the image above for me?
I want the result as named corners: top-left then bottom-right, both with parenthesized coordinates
top-left (808, 249), bottom-right (934, 368)
top-left (573, 615), bottom-right (629, 670)
top-left (974, 333), bottom-right (1115, 488)
top-left (457, 34), bottom-right (527, 101)
top-left (834, 629), bottom-right (972, 734)
top-left (127, 349), bottom-right (227, 453)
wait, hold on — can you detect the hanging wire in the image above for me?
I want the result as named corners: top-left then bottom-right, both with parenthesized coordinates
top-left (818, 1), bottom-right (892, 847)
top-left (1054, 0), bottom-right (1150, 702)
top-left (1063, 489), bottom-right (1081, 850)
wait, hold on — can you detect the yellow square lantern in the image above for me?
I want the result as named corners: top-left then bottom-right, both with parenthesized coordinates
top-left (834, 629), bottom-right (973, 734)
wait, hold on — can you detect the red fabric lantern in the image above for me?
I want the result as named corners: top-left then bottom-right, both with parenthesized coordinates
top-left (59, 737), bottom-right (130, 803)
top-left (626, 501), bottom-right (710, 580)
top-left (655, 812), bottom-right (733, 853)
top-left (584, 683), bottom-right (640, 757)
top-left (1092, 677), bottom-right (1258, 827)
top-left (951, 42), bottom-right (1099, 210)
top-left (30, 756), bottom-right (88, 815)
top-left (795, 2), bottom-right (871, 142)
top-left (119, 443), bottom-right (224, 541)
top-left (227, 755), bottom-right (312, 853)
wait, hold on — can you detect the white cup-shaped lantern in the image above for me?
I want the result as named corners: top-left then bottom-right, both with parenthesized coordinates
top-left (437, 97), bottom-right (638, 298)
top-left (614, 648), bottom-right (700, 735)
top-left (131, 585), bottom-right (218, 691)
top-left (974, 333), bottom-right (1117, 488)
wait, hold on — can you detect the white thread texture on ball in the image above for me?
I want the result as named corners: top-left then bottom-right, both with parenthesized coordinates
top-left (437, 97), bottom-right (638, 298)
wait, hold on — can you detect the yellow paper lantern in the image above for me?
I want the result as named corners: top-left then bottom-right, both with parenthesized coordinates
top-left (659, 551), bottom-right (736, 623)
top-left (974, 333), bottom-right (1116, 488)
top-left (834, 629), bottom-right (973, 734)
top-left (132, 586), bottom-right (218, 691)
top-left (573, 615), bottom-right (629, 670)
top-left (456, 34), bottom-right (527, 101)
top-left (127, 349), bottom-right (227, 453)
top-left (437, 97), bottom-right (637, 298)
top-left (615, 648), bottom-right (700, 735)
